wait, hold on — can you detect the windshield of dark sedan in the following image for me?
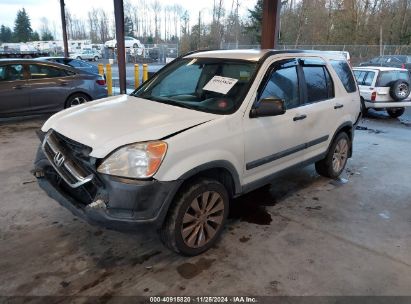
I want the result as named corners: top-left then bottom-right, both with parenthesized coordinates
top-left (132, 58), bottom-right (258, 114)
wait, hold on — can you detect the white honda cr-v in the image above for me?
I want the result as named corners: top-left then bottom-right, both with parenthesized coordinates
top-left (34, 50), bottom-right (361, 255)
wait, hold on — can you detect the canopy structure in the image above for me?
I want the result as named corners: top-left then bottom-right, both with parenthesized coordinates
top-left (59, 0), bottom-right (282, 95)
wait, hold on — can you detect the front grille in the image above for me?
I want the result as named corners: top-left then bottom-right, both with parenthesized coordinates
top-left (42, 130), bottom-right (94, 188)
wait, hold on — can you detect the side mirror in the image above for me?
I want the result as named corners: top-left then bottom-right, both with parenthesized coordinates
top-left (250, 97), bottom-right (286, 118)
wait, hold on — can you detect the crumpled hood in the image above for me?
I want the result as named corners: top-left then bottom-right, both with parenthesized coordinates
top-left (42, 95), bottom-right (218, 158)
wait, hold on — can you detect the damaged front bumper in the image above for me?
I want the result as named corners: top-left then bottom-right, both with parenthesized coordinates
top-left (33, 132), bottom-right (182, 230)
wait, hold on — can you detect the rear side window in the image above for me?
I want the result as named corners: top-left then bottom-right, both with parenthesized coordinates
top-left (363, 72), bottom-right (375, 86)
top-left (302, 66), bottom-right (334, 103)
top-left (330, 60), bottom-right (357, 93)
top-left (29, 64), bottom-right (67, 79)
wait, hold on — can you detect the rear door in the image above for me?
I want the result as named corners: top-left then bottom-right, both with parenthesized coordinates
top-left (354, 70), bottom-right (377, 101)
top-left (297, 58), bottom-right (338, 161)
top-left (27, 63), bottom-right (74, 113)
top-left (0, 63), bottom-right (30, 116)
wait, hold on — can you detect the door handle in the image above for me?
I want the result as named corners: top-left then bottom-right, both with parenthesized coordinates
top-left (293, 114), bottom-right (307, 121)
top-left (334, 104), bottom-right (344, 109)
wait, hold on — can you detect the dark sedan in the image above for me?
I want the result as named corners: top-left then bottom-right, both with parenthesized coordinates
top-left (0, 59), bottom-right (107, 117)
top-left (359, 55), bottom-right (411, 71)
top-left (36, 57), bottom-right (99, 75)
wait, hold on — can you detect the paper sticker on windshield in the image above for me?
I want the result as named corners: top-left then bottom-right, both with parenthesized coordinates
top-left (203, 76), bottom-right (238, 95)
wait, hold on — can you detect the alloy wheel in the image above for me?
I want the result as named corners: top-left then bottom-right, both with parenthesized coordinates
top-left (69, 96), bottom-right (87, 107)
top-left (332, 138), bottom-right (349, 173)
top-left (181, 191), bottom-right (225, 248)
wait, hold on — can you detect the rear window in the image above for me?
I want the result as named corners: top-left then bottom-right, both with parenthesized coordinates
top-left (377, 71), bottom-right (410, 87)
top-left (330, 60), bottom-right (357, 93)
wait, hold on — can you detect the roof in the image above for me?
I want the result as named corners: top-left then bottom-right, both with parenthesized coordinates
top-left (353, 66), bottom-right (408, 72)
top-left (184, 49), bottom-right (347, 62)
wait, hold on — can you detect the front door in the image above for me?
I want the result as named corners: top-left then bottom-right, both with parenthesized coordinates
top-left (0, 63), bottom-right (30, 117)
top-left (243, 58), bottom-right (308, 186)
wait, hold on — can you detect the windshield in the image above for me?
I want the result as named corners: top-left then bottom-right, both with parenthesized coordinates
top-left (132, 58), bottom-right (258, 114)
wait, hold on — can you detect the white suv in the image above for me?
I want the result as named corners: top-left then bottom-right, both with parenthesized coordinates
top-left (34, 50), bottom-right (361, 255)
top-left (353, 66), bottom-right (411, 118)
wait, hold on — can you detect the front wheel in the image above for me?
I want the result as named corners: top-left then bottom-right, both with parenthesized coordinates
top-left (76, 56), bottom-right (82, 60)
top-left (160, 178), bottom-right (229, 256)
top-left (94, 56), bottom-right (99, 61)
top-left (387, 107), bottom-right (405, 118)
top-left (315, 132), bottom-right (350, 179)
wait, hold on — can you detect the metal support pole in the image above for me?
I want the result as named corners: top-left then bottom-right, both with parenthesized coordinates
top-left (261, 0), bottom-right (281, 49)
top-left (113, 0), bottom-right (126, 94)
top-left (60, 0), bottom-right (69, 57)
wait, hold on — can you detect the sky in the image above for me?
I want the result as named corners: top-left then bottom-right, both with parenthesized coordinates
top-left (0, 0), bottom-right (257, 39)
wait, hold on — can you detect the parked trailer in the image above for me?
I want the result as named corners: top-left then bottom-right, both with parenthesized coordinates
top-left (0, 51), bottom-right (50, 59)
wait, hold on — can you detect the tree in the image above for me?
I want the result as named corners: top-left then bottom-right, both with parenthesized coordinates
top-left (13, 8), bottom-right (33, 42)
top-left (31, 31), bottom-right (40, 41)
top-left (0, 25), bottom-right (13, 43)
top-left (40, 17), bottom-right (54, 41)
top-left (246, 0), bottom-right (263, 43)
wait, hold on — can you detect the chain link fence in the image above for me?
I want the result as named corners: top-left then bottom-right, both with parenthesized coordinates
top-left (221, 43), bottom-right (411, 65)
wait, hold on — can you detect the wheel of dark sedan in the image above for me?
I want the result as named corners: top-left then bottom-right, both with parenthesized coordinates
top-left (160, 178), bottom-right (229, 256)
top-left (65, 93), bottom-right (90, 108)
top-left (387, 107), bottom-right (405, 118)
top-left (315, 132), bottom-right (350, 179)
top-left (389, 80), bottom-right (410, 101)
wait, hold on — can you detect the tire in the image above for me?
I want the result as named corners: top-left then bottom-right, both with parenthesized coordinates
top-left (94, 56), bottom-right (99, 61)
top-left (133, 43), bottom-right (138, 48)
top-left (65, 93), bottom-right (90, 108)
top-left (389, 80), bottom-right (410, 101)
top-left (387, 107), bottom-right (405, 118)
top-left (360, 97), bottom-right (368, 116)
top-left (160, 178), bottom-right (229, 256)
top-left (315, 132), bottom-right (350, 179)
top-left (76, 56), bottom-right (82, 60)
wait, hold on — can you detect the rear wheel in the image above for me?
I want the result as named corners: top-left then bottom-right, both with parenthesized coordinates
top-left (387, 107), bottom-right (405, 118)
top-left (76, 56), bottom-right (82, 60)
top-left (65, 93), bottom-right (90, 108)
top-left (360, 97), bottom-right (368, 116)
top-left (315, 132), bottom-right (350, 179)
top-left (94, 56), bottom-right (99, 61)
top-left (160, 178), bottom-right (229, 256)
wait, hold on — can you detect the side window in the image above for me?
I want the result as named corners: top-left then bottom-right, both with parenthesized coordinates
top-left (363, 71), bottom-right (375, 86)
top-left (260, 65), bottom-right (300, 109)
top-left (0, 64), bottom-right (25, 81)
top-left (302, 65), bottom-right (334, 103)
top-left (370, 57), bottom-right (381, 64)
top-left (29, 64), bottom-right (67, 79)
top-left (330, 60), bottom-right (357, 93)
top-left (353, 70), bottom-right (366, 84)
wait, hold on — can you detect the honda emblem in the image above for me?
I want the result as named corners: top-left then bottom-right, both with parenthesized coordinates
top-left (53, 152), bottom-right (65, 167)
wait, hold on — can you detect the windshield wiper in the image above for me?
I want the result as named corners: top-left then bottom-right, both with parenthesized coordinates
top-left (140, 95), bottom-right (196, 110)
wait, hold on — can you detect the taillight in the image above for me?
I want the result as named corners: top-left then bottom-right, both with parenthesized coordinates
top-left (371, 91), bottom-right (377, 101)
top-left (96, 79), bottom-right (106, 85)
top-left (401, 63), bottom-right (405, 69)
